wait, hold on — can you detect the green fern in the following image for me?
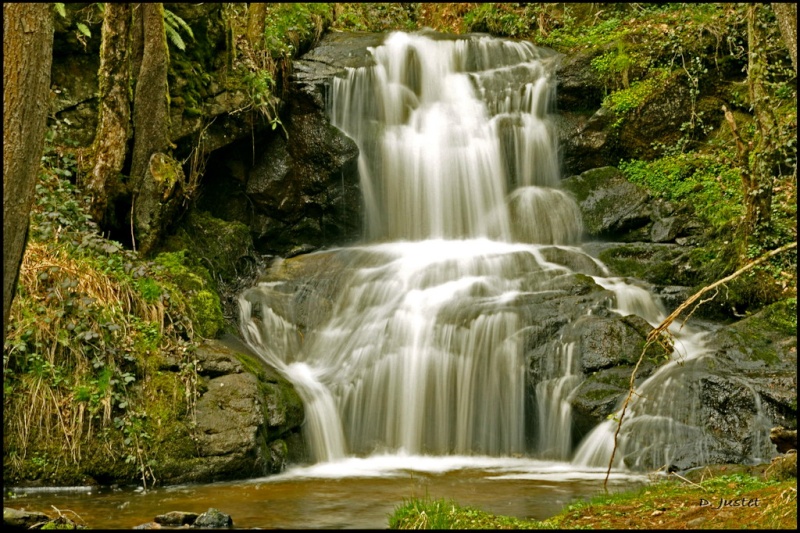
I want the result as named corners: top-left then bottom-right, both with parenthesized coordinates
top-left (164, 9), bottom-right (194, 51)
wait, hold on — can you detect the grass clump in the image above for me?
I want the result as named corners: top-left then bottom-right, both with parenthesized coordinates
top-left (389, 496), bottom-right (538, 529)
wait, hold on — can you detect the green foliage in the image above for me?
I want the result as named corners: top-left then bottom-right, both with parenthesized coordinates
top-left (601, 70), bottom-right (669, 126)
top-left (389, 496), bottom-right (537, 529)
top-left (463, 3), bottom-right (534, 38)
top-left (619, 152), bottom-right (744, 229)
top-left (331, 3), bottom-right (418, 32)
top-left (3, 155), bottom-right (206, 488)
top-left (261, 3), bottom-right (333, 60)
top-left (153, 250), bottom-right (225, 339)
top-left (163, 9), bottom-right (194, 52)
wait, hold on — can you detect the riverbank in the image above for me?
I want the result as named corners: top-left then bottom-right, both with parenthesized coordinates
top-left (388, 464), bottom-right (798, 529)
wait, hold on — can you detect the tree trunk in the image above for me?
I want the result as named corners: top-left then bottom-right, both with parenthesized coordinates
top-left (3, 4), bottom-right (55, 341)
top-left (86, 3), bottom-right (132, 226)
top-left (771, 3), bottom-right (797, 73)
top-left (743, 4), bottom-right (776, 238)
top-left (129, 2), bottom-right (172, 254)
top-left (246, 2), bottom-right (268, 51)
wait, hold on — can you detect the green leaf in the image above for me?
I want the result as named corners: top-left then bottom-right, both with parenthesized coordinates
top-left (165, 26), bottom-right (186, 51)
top-left (54, 3), bottom-right (66, 18)
top-left (76, 22), bottom-right (91, 38)
top-left (164, 9), bottom-right (194, 41)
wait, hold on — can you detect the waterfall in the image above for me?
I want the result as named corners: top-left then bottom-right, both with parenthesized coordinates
top-left (237, 30), bottom-right (771, 472)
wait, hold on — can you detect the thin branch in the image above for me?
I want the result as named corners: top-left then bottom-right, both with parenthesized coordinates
top-left (646, 241), bottom-right (796, 344)
top-left (604, 240), bottom-right (797, 489)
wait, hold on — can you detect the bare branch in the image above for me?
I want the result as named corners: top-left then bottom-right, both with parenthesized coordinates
top-left (604, 240), bottom-right (797, 489)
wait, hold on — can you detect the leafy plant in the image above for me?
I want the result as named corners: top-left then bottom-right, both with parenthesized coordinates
top-left (163, 9), bottom-right (194, 52)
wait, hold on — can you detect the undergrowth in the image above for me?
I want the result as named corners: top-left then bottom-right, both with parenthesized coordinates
top-left (2, 143), bottom-right (215, 489)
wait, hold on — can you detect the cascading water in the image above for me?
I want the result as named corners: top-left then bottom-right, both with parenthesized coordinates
top-left (238, 30), bottom-right (773, 476)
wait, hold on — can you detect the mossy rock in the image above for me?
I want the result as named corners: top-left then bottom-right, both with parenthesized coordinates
top-left (153, 250), bottom-right (225, 338)
top-left (160, 210), bottom-right (256, 286)
top-left (712, 298), bottom-right (798, 367)
top-left (598, 243), bottom-right (696, 286)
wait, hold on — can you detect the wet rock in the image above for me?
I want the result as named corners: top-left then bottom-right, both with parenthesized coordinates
top-left (708, 300), bottom-right (798, 430)
top-left (570, 365), bottom-right (648, 432)
top-left (4, 507), bottom-right (52, 529)
top-left (194, 508), bottom-right (233, 529)
top-left (562, 167), bottom-right (652, 239)
top-left (595, 242), bottom-right (697, 287)
top-left (564, 314), bottom-right (666, 373)
top-left (154, 510), bottom-right (199, 526)
top-left (160, 338), bottom-right (305, 484)
top-left (556, 46), bottom-right (607, 112)
top-left (558, 108), bottom-right (620, 176)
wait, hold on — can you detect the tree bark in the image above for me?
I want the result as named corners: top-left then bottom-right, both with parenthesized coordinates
top-left (246, 2), bottom-right (268, 51)
top-left (743, 4), bottom-right (777, 237)
top-left (86, 3), bottom-right (132, 226)
top-left (3, 4), bottom-right (55, 341)
top-left (129, 2), bottom-right (171, 254)
top-left (771, 3), bottom-right (797, 73)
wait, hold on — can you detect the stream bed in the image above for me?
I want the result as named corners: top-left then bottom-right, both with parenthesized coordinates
top-left (5, 456), bottom-right (648, 529)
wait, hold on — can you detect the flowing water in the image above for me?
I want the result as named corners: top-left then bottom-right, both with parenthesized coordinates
top-left (4, 30), bottom-right (773, 528)
top-left (234, 29), bottom-right (776, 523)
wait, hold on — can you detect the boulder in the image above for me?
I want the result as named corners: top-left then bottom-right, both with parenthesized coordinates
top-left (160, 337), bottom-right (305, 484)
top-left (562, 166), bottom-right (652, 239)
top-left (193, 508), bottom-right (234, 529)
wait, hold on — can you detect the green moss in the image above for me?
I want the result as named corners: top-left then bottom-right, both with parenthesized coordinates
top-left (390, 496), bottom-right (537, 529)
top-left (192, 290), bottom-right (224, 338)
top-left (152, 250), bottom-right (224, 338)
top-left (160, 210), bottom-right (255, 286)
top-left (760, 298), bottom-right (798, 336)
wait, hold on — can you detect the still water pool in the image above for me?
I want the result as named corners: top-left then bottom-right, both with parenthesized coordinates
top-left (5, 455), bottom-right (648, 529)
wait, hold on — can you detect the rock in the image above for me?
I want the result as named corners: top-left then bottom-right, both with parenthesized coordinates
top-left (564, 314), bottom-right (667, 374)
top-left (557, 108), bottom-right (620, 176)
top-left (158, 338), bottom-right (305, 484)
top-left (570, 366), bottom-right (648, 433)
top-left (154, 510), bottom-right (199, 526)
top-left (769, 427), bottom-right (797, 454)
top-left (194, 508), bottom-right (233, 529)
top-left (650, 216), bottom-right (682, 243)
top-left (595, 242), bottom-right (697, 287)
top-left (617, 73), bottom-right (694, 161)
top-left (562, 167), bottom-right (652, 239)
top-left (4, 507), bottom-right (52, 529)
top-left (556, 46), bottom-right (608, 112)
top-left (133, 521), bottom-right (162, 529)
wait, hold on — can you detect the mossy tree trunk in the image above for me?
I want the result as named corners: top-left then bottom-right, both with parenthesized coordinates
top-left (742, 4), bottom-right (778, 239)
top-left (725, 4), bottom-right (785, 256)
top-left (246, 2), bottom-right (268, 51)
top-left (129, 2), bottom-right (178, 255)
top-left (2, 4), bottom-right (54, 340)
top-left (86, 3), bottom-right (132, 227)
top-left (771, 3), bottom-right (797, 73)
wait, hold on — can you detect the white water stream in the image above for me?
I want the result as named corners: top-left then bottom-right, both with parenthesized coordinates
top-left (238, 31), bottom-right (772, 481)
